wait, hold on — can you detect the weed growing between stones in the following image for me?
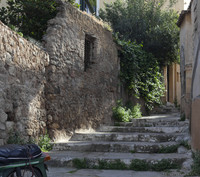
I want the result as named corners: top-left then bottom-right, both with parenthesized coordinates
top-left (156, 141), bottom-right (191, 153)
top-left (7, 130), bottom-right (35, 145)
top-left (179, 114), bottom-right (186, 121)
top-left (157, 144), bottom-right (179, 153)
top-left (129, 159), bottom-right (150, 171)
top-left (72, 158), bottom-right (181, 171)
top-left (72, 158), bottom-right (89, 169)
top-left (151, 159), bottom-right (180, 171)
top-left (187, 151), bottom-right (200, 176)
top-left (7, 129), bottom-right (53, 152)
top-left (97, 159), bottom-right (127, 170)
top-left (179, 140), bottom-right (191, 150)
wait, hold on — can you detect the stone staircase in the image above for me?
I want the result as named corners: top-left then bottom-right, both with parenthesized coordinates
top-left (47, 113), bottom-right (192, 175)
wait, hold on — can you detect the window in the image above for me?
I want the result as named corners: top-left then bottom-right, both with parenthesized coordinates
top-left (84, 34), bottom-right (95, 71)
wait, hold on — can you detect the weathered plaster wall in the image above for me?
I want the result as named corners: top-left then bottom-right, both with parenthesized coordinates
top-left (0, 21), bottom-right (49, 144)
top-left (190, 0), bottom-right (200, 150)
top-left (0, 0), bottom-right (6, 8)
top-left (44, 2), bottom-right (119, 138)
top-left (179, 12), bottom-right (193, 119)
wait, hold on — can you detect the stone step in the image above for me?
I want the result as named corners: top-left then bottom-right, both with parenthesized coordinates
top-left (47, 151), bottom-right (189, 171)
top-left (70, 132), bottom-right (187, 143)
top-left (99, 126), bottom-right (188, 133)
top-left (53, 141), bottom-right (181, 153)
top-left (119, 118), bottom-right (189, 127)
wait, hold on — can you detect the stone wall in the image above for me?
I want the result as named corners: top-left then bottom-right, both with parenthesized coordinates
top-left (44, 2), bottom-right (119, 138)
top-left (0, 21), bottom-right (49, 144)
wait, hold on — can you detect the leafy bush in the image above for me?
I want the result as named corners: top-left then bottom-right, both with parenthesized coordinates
top-left (38, 132), bottom-right (53, 152)
top-left (100, 0), bottom-right (180, 66)
top-left (112, 100), bottom-right (142, 122)
top-left (0, 0), bottom-right (59, 40)
top-left (115, 38), bottom-right (165, 111)
top-left (131, 103), bottom-right (142, 118)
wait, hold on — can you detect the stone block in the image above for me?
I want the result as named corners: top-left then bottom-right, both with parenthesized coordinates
top-left (0, 122), bottom-right (6, 130)
top-left (0, 139), bottom-right (4, 146)
top-left (0, 109), bottom-right (7, 123)
top-left (6, 121), bottom-right (14, 130)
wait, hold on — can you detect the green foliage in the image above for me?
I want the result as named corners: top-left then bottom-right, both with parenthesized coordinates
top-left (100, 0), bottom-right (180, 66)
top-left (7, 130), bottom-right (26, 145)
top-left (7, 129), bottom-right (53, 152)
top-left (130, 159), bottom-right (150, 171)
top-left (7, 130), bottom-right (35, 145)
top-left (72, 158), bottom-right (180, 171)
top-left (97, 159), bottom-right (127, 170)
top-left (187, 151), bottom-right (200, 176)
top-left (38, 132), bottom-right (53, 152)
top-left (131, 103), bottom-right (142, 118)
top-left (151, 159), bottom-right (179, 171)
top-left (112, 100), bottom-right (142, 122)
top-left (157, 144), bottom-right (179, 153)
top-left (115, 39), bottom-right (165, 111)
top-left (72, 158), bottom-right (89, 169)
top-left (0, 0), bottom-right (59, 40)
top-left (179, 140), bottom-right (191, 150)
top-left (180, 114), bottom-right (186, 121)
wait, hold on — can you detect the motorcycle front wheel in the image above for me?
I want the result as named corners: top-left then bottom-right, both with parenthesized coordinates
top-left (7, 167), bottom-right (42, 177)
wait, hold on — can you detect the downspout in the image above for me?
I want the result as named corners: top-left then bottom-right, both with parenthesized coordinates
top-left (96, 0), bottom-right (100, 16)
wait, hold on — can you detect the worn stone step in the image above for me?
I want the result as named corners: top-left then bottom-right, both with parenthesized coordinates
top-left (119, 118), bottom-right (189, 127)
top-left (53, 141), bottom-right (181, 153)
top-left (99, 126), bottom-right (188, 133)
top-left (47, 151), bottom-right (189, 171)
top-left (70, 132), bottom-right (187, 143)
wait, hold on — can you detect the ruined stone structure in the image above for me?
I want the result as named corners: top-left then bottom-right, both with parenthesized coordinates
top-left (178, 0), bottom-right (200, 150)
top-left (44, 2), bottom-right (119, 139)
top-left (0, 2), bottom-right (119, 143)
top-left (0, 21), bottom-right (49, 144)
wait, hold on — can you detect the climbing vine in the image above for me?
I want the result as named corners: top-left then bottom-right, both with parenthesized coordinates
top-left (115, 35), bottom-right (165, 111)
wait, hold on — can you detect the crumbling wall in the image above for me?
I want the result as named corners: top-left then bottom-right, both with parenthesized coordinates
top-left (44, 2), bottom-right (119, 138)
top-left (0, 21), bottom-right (49, 144)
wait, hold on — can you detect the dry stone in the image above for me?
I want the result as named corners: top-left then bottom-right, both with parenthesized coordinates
top-left (44, 2), bottom-right (119, 138)
top-left (0, 2), bottom-right (120, 142)
top-left (0, 21), bottom-right (49, 143)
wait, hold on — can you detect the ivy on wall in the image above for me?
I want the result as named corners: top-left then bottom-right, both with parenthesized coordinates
top-left (115, 35), bottom-right (165, 111)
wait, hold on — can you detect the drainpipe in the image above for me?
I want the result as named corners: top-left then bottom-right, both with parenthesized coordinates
top-left (96, 0), bottom-right (100, 16)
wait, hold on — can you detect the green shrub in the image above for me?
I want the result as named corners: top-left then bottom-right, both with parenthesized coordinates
top-left (112, 100), bottom-right (142, 122)
top-left (187, 151), bottom-right (200, 176)
top-left (38, 132), bottom-right (53, 152)
top-left (131, 103), bottom-right (142, 118)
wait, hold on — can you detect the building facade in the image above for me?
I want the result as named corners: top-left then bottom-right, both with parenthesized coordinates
top-left (178, 0), bottom-right (200, 150)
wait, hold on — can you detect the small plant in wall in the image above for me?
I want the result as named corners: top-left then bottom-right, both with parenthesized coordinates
top-left (112, 100), bottom-right (142, 122)
top-left (7, 129), bottom-right (53, 152)
top-left (38, 132), bottom-right (53, 152)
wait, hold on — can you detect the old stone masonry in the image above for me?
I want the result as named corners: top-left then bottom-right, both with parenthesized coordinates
top-left (0, 2), bottom-right (119, 144)
top-left (47, 113), bottom-right (192, 176)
